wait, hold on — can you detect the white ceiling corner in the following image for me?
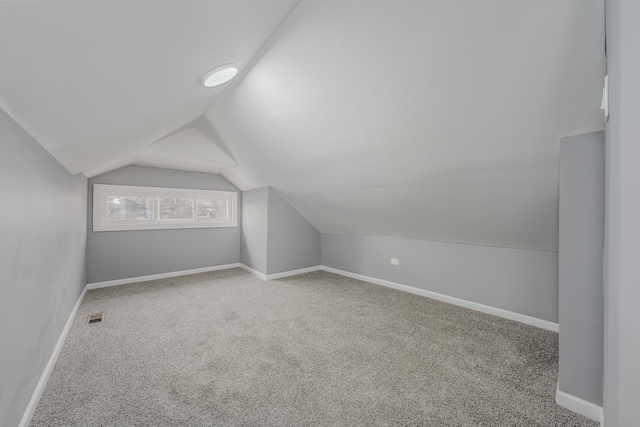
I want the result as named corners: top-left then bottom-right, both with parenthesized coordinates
top-left (135, 127), bottom-right (237, 171)
top-left (84, 127), bottom-right (238, 178)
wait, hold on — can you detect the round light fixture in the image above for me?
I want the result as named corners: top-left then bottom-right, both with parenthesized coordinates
top-left (202, 64), bottom-right (238, 88)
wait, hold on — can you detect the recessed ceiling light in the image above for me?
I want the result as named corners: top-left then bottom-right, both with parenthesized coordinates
top-left (202, 64), bottom-right (238, 88)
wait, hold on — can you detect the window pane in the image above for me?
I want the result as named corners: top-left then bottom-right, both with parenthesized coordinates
top-left (107, 196), bottom-right (153, 221)
top-left (196, 198), bottom-right (230, 220)
top-left (158, 197), bottom-right (194, 220)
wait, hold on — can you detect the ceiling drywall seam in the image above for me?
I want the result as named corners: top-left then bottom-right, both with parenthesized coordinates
top-left (84, 0), bottom-right (305, 180)
top-left (83, 116), bottom-right (238, 178)
top-left (82, 115), bottom-right (199, 178)
top-left (201, 0), bottom-right (306, 188)
top-left (192, 116), bottom-right (238, 164)
top-left (204, 0), bottom-right (305, 113)
top-left (199, 1), bottom-right (605, 251)
top-left (1, 1), bottom-right (305, 177)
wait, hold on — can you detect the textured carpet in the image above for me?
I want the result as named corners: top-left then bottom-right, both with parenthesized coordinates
top-left (31, 268), bottom-right (597, 426)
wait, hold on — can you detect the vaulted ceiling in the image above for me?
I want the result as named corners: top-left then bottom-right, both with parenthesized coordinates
top-left (0, 0), bottom-right (300, 175)
top-left (0, 0), bottom-right (605, 252)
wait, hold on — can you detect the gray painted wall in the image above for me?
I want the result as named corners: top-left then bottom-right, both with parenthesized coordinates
top-left (240, 186), bottom-right (321, 275)
top-left (322, 234), bottom-right (559, 323)
top-left (604, 1), bottom-right (640, 425)
top-left (0, 109), bottom-right (87, 427)
top-left (558, 132), bottom-right (604, 406)
top-left (266, 188), bottom-right (320, 275)
top-left (240, 187), bottom-right (268, 274)
top-left (87, 166), bottom-right (240, 283)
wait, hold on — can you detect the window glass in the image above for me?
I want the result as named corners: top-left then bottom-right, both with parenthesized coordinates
top-left (106, 196), bottom-right (153, 221)
top-left (158, 197), bottom-right (195, 220)
top-left (94, 184), bottom-right (237, 231)
top-left (196, 198), bottom-right (230, 220)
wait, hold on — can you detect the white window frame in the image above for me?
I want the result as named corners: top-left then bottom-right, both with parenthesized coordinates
top-left (93, 184), bottom-right (238, 232)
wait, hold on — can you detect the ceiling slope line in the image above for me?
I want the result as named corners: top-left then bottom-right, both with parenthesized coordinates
top-left (200, 0), bottom-right (605, 251)
top-left (205, 0), bottom-right (306, 111)
top-left (85, 0), bottom-right (305, 178)
top-left (199, 0), bottom-right (306, 187)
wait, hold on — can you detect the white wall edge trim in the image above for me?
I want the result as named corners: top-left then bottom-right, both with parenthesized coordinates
top-left (266, 266), bottom-right (322, 280)
top-left (239, 264), bottom-right (267, 280)
top-left (17, 263), bottom-right (563, 426)
top-left (320, 266), bottom-right (560, 332)
top-left (86, 264), bottom-right (240, 290)
top-left (19, 284), bottom-right (88, 427)
top-left (239, 264), bottom-right (322, 280)
top-left (21, 263), bottom-right (244, 425)
top-left (235, 264), bottom-right (558, 331)
top-left (556, 383), bottom-right (603, 423)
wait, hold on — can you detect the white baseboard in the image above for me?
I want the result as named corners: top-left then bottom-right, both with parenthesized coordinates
top-left (239, 264), bottom-right (267, 280)
top-left (556, 383), bottom-right (603, 423)
top-left (239, 264), bottom-right (322, 280)
top-left (86, 263), bottom-right (240, 290)
top-left (237, 264), bottom-right (558, 332)
top-left (319, 266), bottom-right (559, 332)
top-left (20, 262), bottom-right (242, 425)
top-left (18, 263), bottom-right (563, 427)
top-left (19, 284), bottom-right (88, 427)
top-left (267, 266), bottom-right (322, 280)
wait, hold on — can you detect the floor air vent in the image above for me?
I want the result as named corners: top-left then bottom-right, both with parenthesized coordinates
top-left (88, 313), bottom-right (104, 324)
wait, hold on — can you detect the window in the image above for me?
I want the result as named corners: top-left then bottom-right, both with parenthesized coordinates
top-left (158, 197), bottom-right (194, 221)
top-left (93, 184), bottom-right (237, 231)
top-left (107, 196), bottom-right (153, 221)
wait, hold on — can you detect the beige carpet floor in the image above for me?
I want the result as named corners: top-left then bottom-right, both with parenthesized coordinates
top-left (31, 268), bottom-right (597, 426)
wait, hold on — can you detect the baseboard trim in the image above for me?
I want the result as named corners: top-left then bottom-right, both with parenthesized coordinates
top-left (320, 266), bottom-right (559, 332)
top-left (18, 284), bottom-right (88, 427)
top-left (267, 266), bottom-right (322, 280)
top-left (556, 383), bottom-right (603, 423)
top-left (239, 264), bottom-right (323, 281)
top-left (86, 263), bottom-right (240, 290)
top-left (20, 262), bottom-right (243, 425)
top-left (239, 264), bottom-right (268, 280)
top-left (17, 263), bottom-right (563, 426)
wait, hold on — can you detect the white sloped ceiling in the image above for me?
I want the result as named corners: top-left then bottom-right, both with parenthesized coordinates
top-left (0, 0), bottom-right (300, 174)
top-left (207, 0), bottom-right (606, 251)
top-left (0, 0), bottom-right (605, 252)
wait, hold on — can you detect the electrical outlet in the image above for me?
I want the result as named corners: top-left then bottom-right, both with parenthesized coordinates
top-left (391, 258), bottom-right (399, 265)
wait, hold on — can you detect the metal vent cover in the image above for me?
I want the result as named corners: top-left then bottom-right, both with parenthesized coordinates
top-left (87, 313), bottom-right (104, 324)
